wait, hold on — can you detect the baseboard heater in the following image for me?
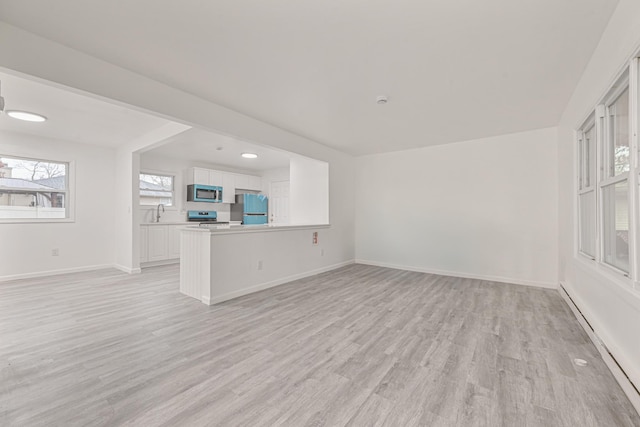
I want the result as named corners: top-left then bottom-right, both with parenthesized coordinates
top-left (559, 284), bottom-right (640, 412)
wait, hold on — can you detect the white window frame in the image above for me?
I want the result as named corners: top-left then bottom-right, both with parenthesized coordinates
top-left (599, 78), bottom-right (631, 276)
top-left (575, 58), bottom-right (639, 291)
top-left (139, 170), bottom-right (176, 209)
top-left (0, 154), bottom-right (74, 224)
top-left (577, 115), bottom-right (597, 259)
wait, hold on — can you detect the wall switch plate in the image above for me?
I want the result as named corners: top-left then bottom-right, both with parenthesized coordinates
top-left (52, 248), bottom-right (59, 256)
top-left (321, 249), bottom-right (325, 256)
top-left (257, 260), bottom-right (263, 270)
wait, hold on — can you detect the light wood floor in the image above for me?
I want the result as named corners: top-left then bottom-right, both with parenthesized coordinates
top-left (1, 264), bottom-right (638, 426)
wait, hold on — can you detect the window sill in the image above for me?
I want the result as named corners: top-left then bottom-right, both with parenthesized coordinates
top-left (573, 255), bottom-right (637, 298)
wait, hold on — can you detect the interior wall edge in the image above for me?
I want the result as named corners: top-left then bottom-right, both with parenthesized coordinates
top-left (354, 259), bottom-right (558, 290)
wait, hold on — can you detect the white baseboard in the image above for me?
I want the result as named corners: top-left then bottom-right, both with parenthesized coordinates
top-left (354, 259), bottom-right (557, 289)
top-left (559, 283), bottom-right (640, 416)
top-left (205, 259), bottom-right (355, 305)
top-left (0, 264), bottom-right (115, 282)
top-left (113, 264), bottom-right (142, 274)
top-left (140, 258), bottom-right (179, 269)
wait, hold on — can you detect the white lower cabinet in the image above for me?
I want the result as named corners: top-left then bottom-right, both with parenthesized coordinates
top-left (140, 224), bottom-right (184, 265)
top-left (140, 226), bottom-right (149, 263)
top-left (168, 225), bottom-right (181, 259)
top-left (147, 225), bottom-right (169, 262)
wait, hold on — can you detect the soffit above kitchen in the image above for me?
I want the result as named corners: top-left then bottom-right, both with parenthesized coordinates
top-left (0, 70), bottom-right (172, 147)
top-left (149, 128), bottom-right (291, 172)
top-left (0, 0), bottom-right (619, 155)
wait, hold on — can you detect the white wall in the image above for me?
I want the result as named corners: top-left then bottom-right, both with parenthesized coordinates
top-left (355, 127), bottom-right (558, 288)
top-left (0, 130), bottom-right (116, 279)
top-left (290, 155), bottom-right (329, 225)
top-left (557, 0), bottom-right (640, 394)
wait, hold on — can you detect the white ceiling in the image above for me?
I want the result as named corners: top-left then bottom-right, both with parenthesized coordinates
top-left (148, 128), bottom-right (291, 172)
top-left (0, 70), bottom-right (291, 171)
top-left (0, 70), bottom-right (170, 147)
top-left (0, 0), bottom-right (619, 155)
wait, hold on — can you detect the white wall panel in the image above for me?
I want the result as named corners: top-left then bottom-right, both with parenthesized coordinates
top-left (355, 127), bottom-right (558, 288)
top-left (0, 131), bottom-right (116, 279)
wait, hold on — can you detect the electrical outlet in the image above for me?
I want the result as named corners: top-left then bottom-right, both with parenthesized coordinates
top-left (52, 248), bottom-right (59, 256)
top-left (257, 260), bottom-right (263, 270)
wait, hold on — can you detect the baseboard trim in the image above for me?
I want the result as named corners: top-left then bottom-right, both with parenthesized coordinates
top-left (354, 259), bottom-right (557, 289)
top-left (140, 259), bottom-right (179, 269)
top-left (113, 264), bottom-right (142, 274)
top-left (559, 282), bottom-right (640, 416)
top-left (0, 264), bottom-right (115, 282)
top-left (205, 259), bottom-right (355, 305)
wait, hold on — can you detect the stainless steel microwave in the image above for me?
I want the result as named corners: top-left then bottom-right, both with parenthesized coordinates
top-left (187, 184), bottom-right (222, 203)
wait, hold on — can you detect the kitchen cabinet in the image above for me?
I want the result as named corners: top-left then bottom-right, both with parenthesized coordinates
top-left (248, 175), bottom-right (262, 191)
top-left (234, 174), bottom-right (249, 190)
top-left (234, 173), bottom-right (262, 191)
top-left (187, 167), bottom-right (262, 203)
top-left (222, 172), bottom-right (236, 203)
top-left (140, 224), bottom-right (185, 265)
top-left (168, 225), bottom-right (181, 259)
top-left (188, 167), bottom-right (222, 187)
top-left (147, 225), bottom-right (169, 262)
top-left (140, 226), bottom-right (148, 263)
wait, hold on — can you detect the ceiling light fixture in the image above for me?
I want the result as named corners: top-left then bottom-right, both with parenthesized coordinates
top-left (376, 95), bottom-right (388, 105)
top-left (6, 110), bottom-right (47, 122)
top-left (241, 153), bottom-right (258, 159)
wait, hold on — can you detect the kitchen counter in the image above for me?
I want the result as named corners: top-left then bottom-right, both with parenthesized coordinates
top-left (183, 223), bottom-right (330, 234)
top-left (140, 221), bottom-right (192, 226)
top-left (180, 223), bottom-right (338, 305)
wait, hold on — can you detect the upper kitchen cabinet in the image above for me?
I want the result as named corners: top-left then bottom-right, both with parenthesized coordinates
top-left (234, 174), bottom-right (249, 190)
top-left (248, 175), bottom-right (262, 191)
top-left (188, 167), bottom-right (222, 186)
top-left (235, 173), bottom-right (262, 191)
top-left (222, 172), bottom-right (236, 203)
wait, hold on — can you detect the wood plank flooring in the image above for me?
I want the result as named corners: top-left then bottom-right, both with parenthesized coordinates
top-left (1, 264), bottom-right (638, 426)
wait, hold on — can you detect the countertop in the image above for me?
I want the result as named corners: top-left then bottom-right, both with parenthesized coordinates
top-left (140, 221), bottom-right (193, 226)
top-left (181, 223), bottom-right (330, 235)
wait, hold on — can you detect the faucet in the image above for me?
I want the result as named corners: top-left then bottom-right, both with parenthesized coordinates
top-left (156, 203), bottom-right (165, 223)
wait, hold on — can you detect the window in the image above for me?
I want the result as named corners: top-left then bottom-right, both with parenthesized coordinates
top-left (139, 173), bottom-right (174, 206)
top-left (600, 84), bottom-right (631, 274)
top-left (0, 155), bottom-right (69, 220)
top-left (576, 67), bottom-right (637, 281)
top-left (578, 117), bottom-right (596, 257)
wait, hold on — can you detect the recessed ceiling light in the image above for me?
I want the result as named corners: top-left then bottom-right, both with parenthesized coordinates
top-left (6, 110), bottom-right (47, 122)
top-left (241, 153), bottom-right (258, 159)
